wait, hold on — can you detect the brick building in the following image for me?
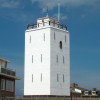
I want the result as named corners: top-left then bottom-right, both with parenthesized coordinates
top-left (70, 83), bottom-right (100, 98)
top-left (0, 58), bottom-right (20, 97)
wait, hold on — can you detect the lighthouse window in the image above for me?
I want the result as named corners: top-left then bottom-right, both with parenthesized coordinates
top-left (41, 54), bottom-right (42, 62)
top-left (57, 55), bottom-right (58, 63)
top-left (63, 74), bottom-right (64, 82)
top-left (38, 24), bottom-right (39, 27)
top-left (30, 36), bottom-right (31, 43)
top-left (49, 21), bottom-right (50, 25)
top-left (32, 74), bottom-right (33, 82)
top-left (65, 35), bottom-right (66, 43)
top-left (41, 73), bottom-right (42, 82)
top-left (63, 56), bottom-right (64, 64)
top-left (44, 33), bottom-right (45, 41)
top-left (59, 41), bottom-right (62, 49)
top-left (54, 32), bottom-right (55, 40)
top-left (57, 74), bottom-right (59, 82)
top-left (32, 55), bottom-right (33, 63)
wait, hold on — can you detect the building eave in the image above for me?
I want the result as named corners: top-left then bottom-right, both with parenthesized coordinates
top-left (0, 58), bottom-right (10, 63)
top-left (0, 73), bottom-right (20, 80)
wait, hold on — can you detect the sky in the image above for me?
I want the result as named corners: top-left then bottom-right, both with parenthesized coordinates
top-left (0, 0), bottom-right (100, 97)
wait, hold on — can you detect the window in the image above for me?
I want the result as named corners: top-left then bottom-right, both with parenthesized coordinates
top-left (0, 61), bottom-right (6, 68)
top-left (32, 55), bottom-right (33, 63)
top-left (53, 20), bottom-right (55, 26)
top-left (57, 55), bottom-right (58, 63)
top-left (6, 80), bottom-right (14, 92)
top-left (59, 41), bottom-right (62, 49)
top-left (44, 33), bottom-right (45, 41)
top-left (54, 32), bottom-right (55, 40)
top-left (32, 74), bottom-right (33, 82)
top-left (38, 24), bottom-right (39, 27)
top-left (57, 74), bottom-right (59, 82)
top-left (42, 19), bottom-right (44, 26)
top-left (1, 79), bottom-right (5, 90)
top-left (63, 56), bottom-right (64, 64)
top-left (41, 54), bottom-right (42, 62)
top-left (41, 73), bottom-right (42, 82)
top-left (65, 35), bottom-right (66, 43)
top-left (58, 25), bottom-right (59, 28)
top-left (30, 36), bottom-right (31, 43)
top-left (63, 74), bottom-right (64, 82)
top-left (92, 91), bottom-right (96, 95)
top-left (49, 21), bottom-right (50, 25)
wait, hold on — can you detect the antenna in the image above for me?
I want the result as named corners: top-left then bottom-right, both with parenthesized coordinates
top-left (58, 3), bottom-right (60, 22)
top-left (46, 4), bottom-right (49, 17)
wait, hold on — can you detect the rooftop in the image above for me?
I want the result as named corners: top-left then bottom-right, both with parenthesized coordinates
top-left (26, 16), bottom-right (67, 31)
top-left (0, 58), bottom-right (10, 63)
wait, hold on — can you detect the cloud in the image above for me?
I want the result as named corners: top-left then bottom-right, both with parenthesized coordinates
top-left (0, 0), bottom-right (19, 8)
top-left (81, 14), bottom-right (86, 19)
top-left (53, 13), bottom-right (68, 21)
top-left (31, 0), bottom-right (100, 9)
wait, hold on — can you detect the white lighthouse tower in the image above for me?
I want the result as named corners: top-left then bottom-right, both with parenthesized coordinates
top-left (24, 15), bottom-right (70, 96)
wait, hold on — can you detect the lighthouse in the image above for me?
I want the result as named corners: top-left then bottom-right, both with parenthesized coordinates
top-left (24, 15), bottom-right (70, 96)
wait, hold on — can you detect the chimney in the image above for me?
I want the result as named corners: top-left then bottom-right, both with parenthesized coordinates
top-left (71, 83), bottom-right (78, 88)
top-left (93, 88), bottom-right (96, 91)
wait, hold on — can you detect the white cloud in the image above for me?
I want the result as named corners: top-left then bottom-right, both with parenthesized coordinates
top-left (0, 0), bottom-right (19, 8)
top-left (61, 16), bottom-right (68, 20)
top-left (81, 14), bottom-right (86, 19)
top-left (31, 0), bottom-right (100, 9)
top-left (53, 13), bottom-right (68, 21)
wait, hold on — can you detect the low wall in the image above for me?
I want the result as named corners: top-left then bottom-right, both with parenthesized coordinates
top-left (1, 97), bottom-right (100, 100)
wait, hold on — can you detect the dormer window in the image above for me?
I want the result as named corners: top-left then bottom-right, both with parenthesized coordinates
top-left (92, 91), bottom-right (96, 95)
top-left (84, 91), bottom-right (89, 95)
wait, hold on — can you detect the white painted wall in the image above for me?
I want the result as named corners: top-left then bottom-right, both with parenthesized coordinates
top-left (24, 27), bottom-right (51, 95)
top-left (75, 88), bottom-right (82, 93)
top-left (24, 17), bottom-right (70, 96)
top-left (50, 27), bottom-right (70, 96)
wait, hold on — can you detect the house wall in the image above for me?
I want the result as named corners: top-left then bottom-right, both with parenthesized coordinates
top-left (75, 88), bottom-right (82, 93)
top-left (0, 76), bottom-right (15, 97)
top-left (0, 79), bottom-right (1, 97)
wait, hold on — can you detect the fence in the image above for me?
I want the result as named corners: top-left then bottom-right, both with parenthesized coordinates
top-left (1, 97), bottom-right (100, 100)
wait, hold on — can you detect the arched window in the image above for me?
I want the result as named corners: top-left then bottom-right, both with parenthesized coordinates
top-left (59, 41), bottom-right (62, 49)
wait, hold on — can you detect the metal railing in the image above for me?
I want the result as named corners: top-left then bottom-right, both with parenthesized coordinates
top-left (27, 21), bottom-right (67, 31)
top-left (0, 67), bottom-right (16, 77)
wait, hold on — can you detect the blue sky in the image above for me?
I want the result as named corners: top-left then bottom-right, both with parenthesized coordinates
top-left (0, 0), bottom-right (100, 97)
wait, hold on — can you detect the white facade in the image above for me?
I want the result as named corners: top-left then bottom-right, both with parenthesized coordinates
top-left (24, 17), bottom-right (70, 96)
top-left (74, 88), bottom-right (82, 93)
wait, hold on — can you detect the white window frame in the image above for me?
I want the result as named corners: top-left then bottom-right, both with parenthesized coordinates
top-left (1, 79), bottom-right (5, 90)
top-left (6, 80), bottom-right (14, 92)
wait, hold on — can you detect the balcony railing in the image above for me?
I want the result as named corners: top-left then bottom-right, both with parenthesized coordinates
top-left (0, 67), bottom-right (16, 77)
